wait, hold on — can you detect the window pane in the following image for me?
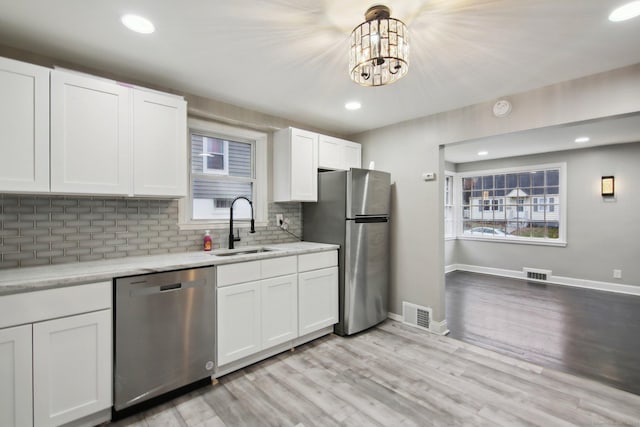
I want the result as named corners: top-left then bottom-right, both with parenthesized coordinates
top-left (546, 169), bottom-right (559, 186)
top-left (192, 180), bottom-right (253, 220)
top-left (495, 174), bottom-right (505, 188)
top-left (532, 171), bottom-right (545, 187)
top-left (506, 173), bottom-right (517, 189)
top-left (483, 175), bottom-right (494, 189)
top-left (205, 138), bottom-right (224, 154)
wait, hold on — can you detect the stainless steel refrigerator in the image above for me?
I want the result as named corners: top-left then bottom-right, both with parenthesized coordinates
top-left (303, 168), bottom-right (390, 336)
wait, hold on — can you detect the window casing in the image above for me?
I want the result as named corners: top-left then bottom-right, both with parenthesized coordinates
top-left (444, 173), bottom-right (455, 239)
top-left (179, 118), bottom-right (267, 229)
top-left (456, 163), bottom-right (566, 245)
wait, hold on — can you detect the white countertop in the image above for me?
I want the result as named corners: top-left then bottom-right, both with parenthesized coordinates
top-left (0, 242), bottom-right (339, 296)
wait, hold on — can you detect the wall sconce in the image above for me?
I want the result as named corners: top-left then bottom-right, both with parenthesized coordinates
top-left (601, 176), bottom-right (615, 196)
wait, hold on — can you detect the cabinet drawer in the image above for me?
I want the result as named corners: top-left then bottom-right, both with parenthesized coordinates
top-left (298, 251), bottom-right (338, 272)
top-left (0, 282), bottom-right (112, 329)
top-left (261, 256), bottom-right (297, 279)
top-left (217, 261), bottom-right (261, 287)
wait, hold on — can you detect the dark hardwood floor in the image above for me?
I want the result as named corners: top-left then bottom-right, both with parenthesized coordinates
top-left (446, 270), bottom-right (640, 396)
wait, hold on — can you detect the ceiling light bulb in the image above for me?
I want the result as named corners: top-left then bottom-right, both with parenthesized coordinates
top-left (121, 14), bottom-right (155, 34)
top-left (609, 1), bottom-right (640, 21)
top-left (477, 151), bottom-right (489, 156)
top-left (574, 136), bottom-right (590, 143)
top-left (345, 101), bottom-right (362, 110)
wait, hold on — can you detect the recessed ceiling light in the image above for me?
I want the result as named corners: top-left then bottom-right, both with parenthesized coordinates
top-left (121, 14), bottom-right (155, 34)
top-left (609, 1), bottom-right (640, 21)
top-left (574, 136), bottom-right (590, 143)
top-left (477, 151), bottom-right (488, 156)
top-left (345, 101), bottom-right (361, 111)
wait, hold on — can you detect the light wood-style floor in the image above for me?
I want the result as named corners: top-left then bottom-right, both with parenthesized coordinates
top-left (110, 320), bottom-right (640, 427)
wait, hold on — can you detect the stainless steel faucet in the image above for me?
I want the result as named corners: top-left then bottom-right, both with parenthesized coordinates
top-left (228, 196), bottom-right (255, 249)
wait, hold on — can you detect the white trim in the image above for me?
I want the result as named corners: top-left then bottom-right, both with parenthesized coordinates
top-left (456, 235), bottom-right (567, 247)
top-left (387, 312), bottom-right (402, 322)
top-left (444, 264), bottom-right (457, 273)
top-left (448, 264), bottom-right (640, 297)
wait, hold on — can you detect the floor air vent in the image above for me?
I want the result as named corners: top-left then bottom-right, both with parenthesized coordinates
top-left (402, 302), bottom-right (432, 330)
top-left (523, 267), bottom-right (552, 281)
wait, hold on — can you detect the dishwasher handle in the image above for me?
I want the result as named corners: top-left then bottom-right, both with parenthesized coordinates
top-left (160, 283), bottom-right (182, 292)
top-left (128, 279), bottom-right (207, 297)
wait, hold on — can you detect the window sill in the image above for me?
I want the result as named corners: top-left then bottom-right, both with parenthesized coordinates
top-left (456, 235), bottom-right (567, 247)
top-left (178, 220), bottom-right (268, 231)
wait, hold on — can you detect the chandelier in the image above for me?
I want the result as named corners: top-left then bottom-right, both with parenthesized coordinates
top-left (349, 5), bottom-right (409, 87)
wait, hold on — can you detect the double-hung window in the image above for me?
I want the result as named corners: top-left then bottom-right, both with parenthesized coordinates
top-left (180, 118), bottom-right (267, 229)
top-left (444, 173), bottom-right (455, 238)
top-left (458, 163), bottom-right (566, 245)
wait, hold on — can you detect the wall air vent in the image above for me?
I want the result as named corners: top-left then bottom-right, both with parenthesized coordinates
top-left (523, 267), bottom-right (552, 281)
top-left (402, 302), bottom-right (432, 330)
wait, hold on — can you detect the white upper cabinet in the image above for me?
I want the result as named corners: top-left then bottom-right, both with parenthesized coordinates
top-left (273, 127), bottom-right (318, 202)
top-left (343, 140), bottom-right (362, 170)
top-left (318, 135), bottom-right (361, 171)
top-left (0, 57), bottom-right (50, 193)
top-left (133, 89), bottom-right (187, 197)
top-left (49, 69), bottom-right (187, 197)
top-left (50, 70), bottom-right (131, 195)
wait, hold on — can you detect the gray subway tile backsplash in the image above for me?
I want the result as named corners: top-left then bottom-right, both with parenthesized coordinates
top-left (1, 195), bottom-right (303, 268)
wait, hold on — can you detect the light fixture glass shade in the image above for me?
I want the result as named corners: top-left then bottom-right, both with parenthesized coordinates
top-left (349, 5), bottom-right (409, 87)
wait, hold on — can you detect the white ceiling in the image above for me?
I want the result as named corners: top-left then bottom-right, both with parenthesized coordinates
top-left (0, 0), bottom-right (639, 140)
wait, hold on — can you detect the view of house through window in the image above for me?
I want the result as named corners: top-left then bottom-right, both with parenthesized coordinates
top-left (460, 166), bottom-right (561, 240)
top-left (190, 132), bottom-right (254, 220)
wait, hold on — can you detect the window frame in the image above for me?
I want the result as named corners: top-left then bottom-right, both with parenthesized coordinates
top-left (179, 118), bottom-right (268, 230)
top-left (444, 171), bottom-right (456, 239)
top-left (455, 162), bottom-right (567, 247)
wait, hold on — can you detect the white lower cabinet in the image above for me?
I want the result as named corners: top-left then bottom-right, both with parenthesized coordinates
top-left (217, 274), bottom-right (298, 366)
top-left (217, 281), bottom-right (262, 366)
top-left (261, 274), bottom-right (298, 348)
top-left (216, 252), bottom-right (338, 369)
top-left (0, 324), bottom-right (33, 427)
top-left (298, 267), bottom-right (339, 336)
top-left (0, 282), bottom-right (112, 427)
top-left (33, 310), bottom-right (112, 427)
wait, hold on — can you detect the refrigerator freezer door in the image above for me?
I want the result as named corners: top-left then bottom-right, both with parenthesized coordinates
top-left (347, 169), bottom-right (391, 218)
top-left (343, 217), bottom-right (389, 335)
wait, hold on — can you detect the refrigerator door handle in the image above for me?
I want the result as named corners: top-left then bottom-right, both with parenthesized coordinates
top-left (353, 217), bottom-right (389, 223)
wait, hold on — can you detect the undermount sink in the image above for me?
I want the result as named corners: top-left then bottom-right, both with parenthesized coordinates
top-left (211, 247), bottom-right (278, 257)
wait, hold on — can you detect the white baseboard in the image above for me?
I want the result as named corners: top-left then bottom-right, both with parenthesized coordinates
top-left (387, 312), bottom-right (449, 336)
top-left (449, 264), bottom-right (640, 297)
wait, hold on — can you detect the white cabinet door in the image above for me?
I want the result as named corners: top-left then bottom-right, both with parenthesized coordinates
top-left (133, 89), bottom-right (187, 197)
top-left (217, 281), bottom-right (262, 366)
top-left (343, 140), bottom-right (362, 170)
top-left (0, 57), bottom-right (49, 193)
top-left (298, 266), bottom-right (339, 336)
top-left (0, 324), bottom-right (33, 427)
top-left (50, 70), bottom-right (131, 195)
top-left (273, 127), bottom-right (318, 202)
top-left (290, 128), bottom-right (318, 201)
top-left (33, 310), bottom-right (112, 427)
top-left (318, 135), bottom-right (342, 170)
top-left (261, 274), bottom-right (298, 348)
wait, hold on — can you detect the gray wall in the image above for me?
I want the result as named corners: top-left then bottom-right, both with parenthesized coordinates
top-left (353, 63), bottom-right (640, 321)
top-left (450, 142), bottom-right (640, 286)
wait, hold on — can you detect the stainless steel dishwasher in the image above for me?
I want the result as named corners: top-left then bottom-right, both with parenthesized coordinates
top-left (114, 267), bottom-right (215, 412)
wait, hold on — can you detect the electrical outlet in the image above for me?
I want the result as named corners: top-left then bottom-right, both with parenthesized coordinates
top-left (275, 214), bottom-right (283, 226)
top-left (282, 218), bottom-right (290, 230)
top-left (613, 269), bottom-right (622, 279)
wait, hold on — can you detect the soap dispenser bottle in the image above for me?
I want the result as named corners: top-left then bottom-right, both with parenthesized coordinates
top-left (203, 230), bottom-right (212, 251)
